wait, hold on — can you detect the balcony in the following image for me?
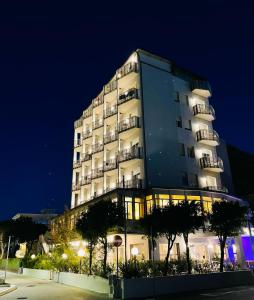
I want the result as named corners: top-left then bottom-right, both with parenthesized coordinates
top-left (119, 178), bottom-right (143, 189)
top-left (118, 88), bottom-right (139, 105)
top-left (104, 185), bottom-right (118, 193)
top-left (74, 139), bottom-right (82, 148)
top-left (83, 107), bottom-right (92, 119)
top-left (104, 159), bottom-right (117, 171)
top-left (119, 146), bottom-right (142, 163)
top-left (118, 116), bottom-right (140, 133)
top-left (196, 129), bottom-right (219, 146)
top-left (93, 119), bottom-right (103, 130)
top-left (91, 167), bottom-right (104, 179)
top-left (104, 132), bottom-right (118, 145)
top-left (193, 104), bottom-right (215, 121)
top-left (104, 80), bottom-right (117, 95)
top-left (73, 160), bottom-right (81, 169)
top-left (93, 95), bottom-right (104, 108)
top-left (82, 130), bottom-right (92, 140)
top-left (92, 143), bottom-right (103, 154)
top-left (72, 183), bottom-right (81, 191)
top-left (117, 62), bottom-right (138, 79)
top-left (200, 156), bottom-right (224, 173)
top-left (191, 79), bottom-right (212, 98)
top-left (81, 175), bottom-right (92, 186)
top-left (82, 153), bottom-right (92, 162)
top-left (74, 118), bottom-right (82, 129)
top-left (203, 186), bottom-right (228, 193)
top-left (104, 105), bottom-right (117, 118)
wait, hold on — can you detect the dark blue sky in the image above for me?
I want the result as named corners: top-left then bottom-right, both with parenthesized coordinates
top-left (0, 1), bottom-right (253, 219)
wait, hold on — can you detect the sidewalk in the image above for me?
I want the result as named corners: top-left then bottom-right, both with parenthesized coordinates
top-left (0, 284), bottom-right (17, 297)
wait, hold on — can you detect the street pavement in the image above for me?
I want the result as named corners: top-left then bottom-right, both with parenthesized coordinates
top-left (2, 272), bottom-right (108, 300)
top-left (159, 285), bottom-right (254, 300)
top-left (2, 272), bottom-right (254, 299)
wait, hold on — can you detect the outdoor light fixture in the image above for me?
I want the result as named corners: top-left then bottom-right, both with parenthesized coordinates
top-left (78, 249), bottom-right (85, 257)
top-left (31, 254), bottom-right (36, 260)
top-left (62, 253), bottom-right (68, 260)
top-left (131, 247), bottom-right (139, 256)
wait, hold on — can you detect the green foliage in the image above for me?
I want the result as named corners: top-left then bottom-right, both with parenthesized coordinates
top-left (0, 258), bottom-right (20, 271)
top-left (209, 200), bottom-right (247, 272)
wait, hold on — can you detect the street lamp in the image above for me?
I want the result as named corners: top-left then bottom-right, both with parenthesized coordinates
top-left (131, 247), bottom-right (139, 270)
top-left (62, 253), bottom-right (68, 260)
top-left (78, 249), bottom-right (85, 274)
top-left (31, 254), bottom-right (36, 260)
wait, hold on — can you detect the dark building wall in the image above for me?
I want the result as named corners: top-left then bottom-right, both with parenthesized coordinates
top-left (217, 139), bottom-right (234, 194)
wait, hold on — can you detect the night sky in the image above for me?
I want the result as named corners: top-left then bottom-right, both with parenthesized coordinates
top-left (1, 1), bottom-right (253, 220)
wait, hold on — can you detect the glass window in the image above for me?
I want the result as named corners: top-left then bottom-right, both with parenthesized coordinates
top-left (187, 195), bottom-right (201, 201)
top-left (187, 146), bottom-right (195, 158)
top-left (185, 95), bottom-right (189, 106)
top-left (175, 91), bottom-right (180, 102)
top-left (125, 197), bottom-right (133, 219)
top-left (171, 194), bottom-right (185, 205)
top-left (134, 198), bottom-right (144, 220)
top-left (181, 171), bottom-right (188, 186)
top-left (179, 143), bottom-right (185, 156)
top-left (176, 116), bottom-right (182, 128)
top-left (146, 196), bottom-right (154, 214)
top-left (185, 120), bottom-right (192, 131)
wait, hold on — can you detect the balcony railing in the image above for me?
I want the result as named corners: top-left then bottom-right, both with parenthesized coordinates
top-left (74, 118), bottom-right (82, 129)
top-left (72, 183), bottom-right (81, 191)
top-left (119, 146), bottom-right (142, 163)
top-left (73, 160), bottom-right (81, 169)
top-left (104, 159), bottom-right (117, 171)
top-left (104, 185), bottom-right (118, 193)
top-left (203, 186), bottom-right (228, 193)
top-left (74, 139), bottom-right (82, 148)
top-left (196, 129), bottom-right (219, 145)
top-left (93, 94), bottom-right (104, 108)
top-left (83, 107), bottom-right (92, 118)
top-left (92, 143), bottom-right (103, 154)
top-left (93, 119), bottom-right (103, 130)
top-left (82, 130), bottom-right (92, 139)
top-left (117, 62), bottom-right (138, 79)
top-left (118, 116), bottom-right (140, 133)
top-left (104, 80), bottom-right (117, 95)
top-left (104, 105), bottom-right (117, 118)
top-left (118, 88), bottom-right (139, 105)
top-left (119, 178), bottom-right (143, 189)
top-left (82, 153), bottom-right (92, 162)
top-left (91, 167), bottom-right (104, 179)
top-left (81, 175), bottom-right (92, 186)
top-left (193, 104), bottom-right (215, 120)
top-left (104, 131), bottom-right (118, 144)
top-left (200, 156), bottom-right (224, 172)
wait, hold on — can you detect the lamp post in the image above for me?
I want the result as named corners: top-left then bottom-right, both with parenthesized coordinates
top-left (4, 236), bottom-right (11, 283)
top-left (131, 247), bottom-right (139, 270)
top-left (62, 253), bottom-right (68, 260)
top-left (113, 235), bottom-right (123, 277)
top-left (78, 249), bottom-right (85, 274)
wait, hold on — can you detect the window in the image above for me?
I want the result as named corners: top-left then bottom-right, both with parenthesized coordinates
top-left (146, 195), bottom-right (154, 214)
top-left (181, 171), bottom-right (188, 186)
top-left (134, 198), bottom-right (144, 220)
top-left (76, 152), bottom-right (80, 161)
top-left (125, 197), bottom-right (133, 219)
top-left (185, 95), bottom-right (189, 106)
top-left (179, 143), bottom-right (185, 156)
top-left (187, 146), bottom-right (195, 158)
top-left (176, 116), bottom-right (182, 128)
top-left (155, 194), bottom-right (170, 208)
top-left (189, 173), bottom-right (199, 187)
top-left (185, 120), bottom-right (192, 131)
top-left (74, 194), bottom-right (79, 206)
top-left (175, 91), bottom-right (180, 102)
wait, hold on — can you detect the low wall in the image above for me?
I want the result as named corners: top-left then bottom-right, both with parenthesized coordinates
top-left (116, 270), bottom-right (254, 299)
top-left (23, 268), bottom-right (52, 280)
top-left (53, 272), bottom-right (109, 294)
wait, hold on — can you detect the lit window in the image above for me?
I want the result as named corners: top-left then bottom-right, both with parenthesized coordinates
top-left (187, 195), bottom-right (201, 201)
top-left (125, 197), bottom-right (133, 219)
top-left (134, 198), bottom-right (143, 220)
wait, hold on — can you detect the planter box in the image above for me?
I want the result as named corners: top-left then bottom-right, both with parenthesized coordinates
top-left (23, 268), bottom-right (51, 280)
top-left (112, 270), bottom-right (254, 299)
top-left (53, 272), bottom-right (109, 294)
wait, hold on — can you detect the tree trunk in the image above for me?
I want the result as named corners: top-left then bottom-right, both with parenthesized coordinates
top-left (164, 235), bottom-right (176, 275)
top-left (103, 238), bottom-right (108, 276)
top-left (219, 238), bottom-right (226, 272)
top-left (89, 244), bottom-right (93, 275)
top-left (183, 234), bottom-right (191, 274)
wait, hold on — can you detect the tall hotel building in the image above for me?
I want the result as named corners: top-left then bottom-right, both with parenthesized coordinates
top-left (55, 50), bottom-right (245, 262)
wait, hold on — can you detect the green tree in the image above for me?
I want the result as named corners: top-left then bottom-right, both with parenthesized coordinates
top-left (209, 201), bottom-right (247, 272)
top-left (76, 200), bottom-right (124, 276)
top-left (0, 220), bottom-right (12, 258)
top-left (177, 200), bottom-right (205, 274)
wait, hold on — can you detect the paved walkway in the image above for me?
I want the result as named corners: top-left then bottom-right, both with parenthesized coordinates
top-left (1, 272), bottom-right (108, 299)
